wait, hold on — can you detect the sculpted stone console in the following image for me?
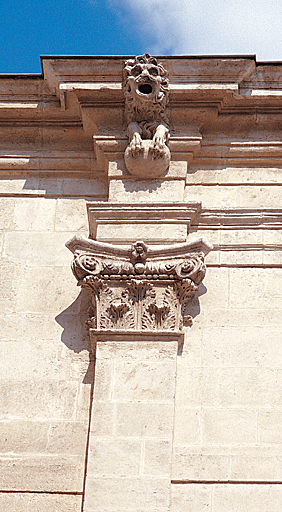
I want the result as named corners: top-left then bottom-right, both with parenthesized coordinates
top-left (124, 53), bottom-right (170, 178)
top-left (91, 53), bottom-right (202, 204)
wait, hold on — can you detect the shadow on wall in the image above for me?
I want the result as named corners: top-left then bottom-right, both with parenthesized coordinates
top-left (123, 179), bottom-right (165, 194)
top-left (55, 288), bottom-right (94, 384)
top-left (55, 282), bottom-right (207, 377)
top-left (191, 283), bottom-right (207, 319)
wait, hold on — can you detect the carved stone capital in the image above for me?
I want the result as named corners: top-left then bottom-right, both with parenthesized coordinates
top-left (66, 236), bottom-right (212, 333)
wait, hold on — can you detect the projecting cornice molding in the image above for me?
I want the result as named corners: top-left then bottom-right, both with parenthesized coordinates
top-left (2, 57), bottom-right (282, 183)
top-left (1, 57), bottom-right (282, 122)
top-left (192, 208), bottom-right (282, 228)
top-left (40, 56), bottom-right (282, 115)
top-left (86, 202), bottom-right (201, 243)
top-left (66, 236), bottom-right (212, 332)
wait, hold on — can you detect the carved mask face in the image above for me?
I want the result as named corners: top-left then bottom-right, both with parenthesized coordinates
top-left (124, 54), bottom-right (168, 101)
top-left (128, 63), bottom-right (162, 99)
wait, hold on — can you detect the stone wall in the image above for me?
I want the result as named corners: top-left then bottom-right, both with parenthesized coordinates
top-left (1, 56), bottom-right (282, 511)
top-left (1, 193), bottom-right (95, 510)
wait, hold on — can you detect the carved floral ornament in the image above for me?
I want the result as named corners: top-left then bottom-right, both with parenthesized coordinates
top-left (66, 236), bottom-right (212, 332)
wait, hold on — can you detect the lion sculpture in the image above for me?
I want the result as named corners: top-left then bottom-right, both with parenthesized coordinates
top-left (124, 53), bottom-right (170, 160)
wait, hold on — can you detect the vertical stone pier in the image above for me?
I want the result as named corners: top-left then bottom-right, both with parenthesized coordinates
top-left (84, 332), bottom-right (181, 512)
top-left (66, 234), bottom-right (211, 511)
top-left (65, 54), bottom-right (212, 512)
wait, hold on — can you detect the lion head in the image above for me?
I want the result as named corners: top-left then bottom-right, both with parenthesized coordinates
top-left (124, 53), bottom-right (169, 134)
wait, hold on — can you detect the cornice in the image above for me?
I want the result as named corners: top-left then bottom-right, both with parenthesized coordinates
top-left (0, 57), bottom-right (282, 124)
top-left (90, 330), bottom-right (184, 347)
top-left (191, 208), bottom-right (282, 268)
top-left (86, 202), bottom-right (201, 242)
top-left (1, 57), bottom-right (282, 183)
top-left (192, 209), bottom-right (282, 229)
top-left (40, 57), bottom-right (282, 115)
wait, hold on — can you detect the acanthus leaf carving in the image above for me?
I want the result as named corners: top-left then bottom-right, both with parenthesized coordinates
top-left (146, 302), bottom-right (170, 329)
top-left (80, 275), bottom-right (103, 296)
top-left (142, 286), bottom-right (177, 331)
top-left (127, 279), bottom-right (154, 303)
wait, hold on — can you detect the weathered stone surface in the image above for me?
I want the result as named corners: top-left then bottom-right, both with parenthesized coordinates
top-left (97, 222), bottom-right (187, 243)
top-left (55, 198), bottom-right (88, 232)
top-left (0, 493), bottom-right (82, 512)
top-left (202, 409), bottom-right (257, 445)
top-left (171, 484), bottom-right (212, 512)
top-left (16, 266), bottom-right (80, 314)
top-left (116, 402), bottom-right (175, 438)
top-left (172, 484), bottom-right (282, 512)
top-left (213, 484), bottom-right (282, 512)
top-left (173, 408), bottom-right (201, 444)
top-left (0, 455), bottom-right (84, 492)
top-left (84, 477), bottom-right (170, 511)
top-left (112, 359), bottom-right (176, 401)
top-left (0, 381), bottom-right (79, 420)
top-left (87, 438), bottom-right (142, 476)
top-left (83, 337), bottom-right (178, 512)
top-left (172, 448), bottom-right (230, 481)
top-left (172, 445), bottom-right (282, 482)
top-left (109, 178), bottom-right (185, 203)
top-left (2, 55), bottom-right (282, 510)
top-left (12, 197), bottom-right (56, 231)
top-left (0, 259), bottom-right (21, 313)
top-left (3, 232), bottom-right (74, 266)
top-left (143, 440), bottom-right (172, 476)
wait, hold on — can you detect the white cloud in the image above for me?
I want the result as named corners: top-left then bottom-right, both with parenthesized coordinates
top-left (114, 0), bottom-right (282, 61)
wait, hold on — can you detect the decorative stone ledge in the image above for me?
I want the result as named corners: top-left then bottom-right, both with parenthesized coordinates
top-left (90, 330), bottom-right (184, 347)
top-left (66, 236), bottom-right (212, 332)
top-left (87, 202), bottom-right (201, 243)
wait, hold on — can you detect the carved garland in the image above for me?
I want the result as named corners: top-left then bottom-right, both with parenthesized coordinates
top-left (71, 241), bottom-right (206, 332)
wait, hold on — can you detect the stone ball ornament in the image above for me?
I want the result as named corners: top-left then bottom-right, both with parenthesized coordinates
top-left (124, 139), bottom-right (171, 178)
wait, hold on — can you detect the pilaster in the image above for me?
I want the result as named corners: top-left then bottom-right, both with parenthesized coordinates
top-left (65, 53), bottom-right (212, 512)
top-left (66, 233), bottom-right (211, 511)
top-left (84, 332), bottom-right (180, 512)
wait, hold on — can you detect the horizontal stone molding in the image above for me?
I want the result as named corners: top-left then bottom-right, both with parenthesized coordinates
top-left (40, 57), bottom-right (282, 114)
top-left (93, 133), bottom-right (202, 175)
top-left (3, 58), bottom-right (282, 125)
top-left (192, 209), bottom-right (282, 229)
top-left (87, 202), bottom-right (201, 242)
top-left (90, 329), bottom-right (184, 348)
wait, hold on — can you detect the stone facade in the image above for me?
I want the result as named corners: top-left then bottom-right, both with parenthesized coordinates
top-left (1, 55), bottom-right (282, 511)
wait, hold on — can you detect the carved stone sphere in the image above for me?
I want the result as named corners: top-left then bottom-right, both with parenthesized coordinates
top-left (125, 140), bottom-right (170, 178)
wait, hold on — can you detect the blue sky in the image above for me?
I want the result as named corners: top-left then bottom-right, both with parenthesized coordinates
top-left (0, 0), bottom-right (138, 73)
top-left (1, 0), bottom-right (282, 74)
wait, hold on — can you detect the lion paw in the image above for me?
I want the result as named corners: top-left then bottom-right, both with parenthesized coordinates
top-left (129, 133), bottom-right (144, 157)
top-left (151, 135), bottom-right (167, 158)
